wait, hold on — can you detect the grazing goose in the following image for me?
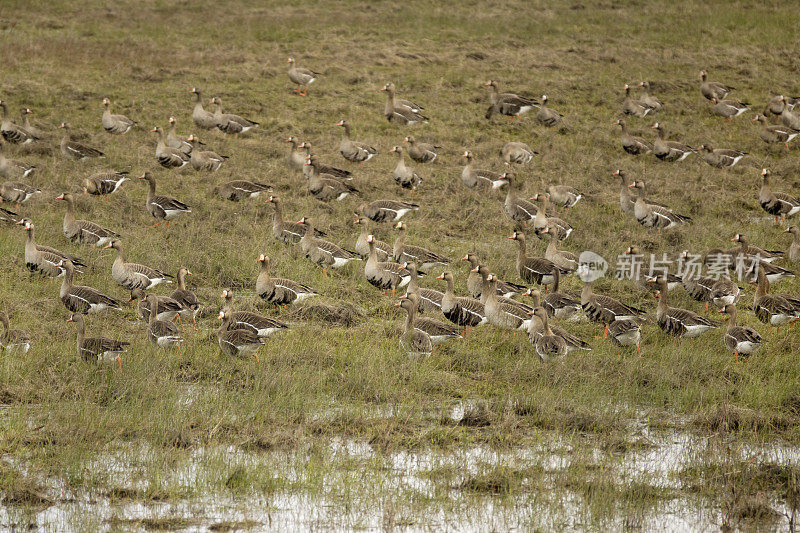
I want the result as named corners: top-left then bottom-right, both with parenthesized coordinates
top-left (547, 183), bottom-right (583, 210)
top-left (0, 139), bottom-right (35, 178)
top-left (403, 136), bottom-right (439, 163)
top-left (629, 181), bottom-right (691, 231)
top-left (524, 290), bottom-right (590, 352)
top-left (397, 294), bottom-right (459, 345)
top-left (394, 296), bottom-right (433, 357)
top-left (152, 126), bottom-right (190, 169)
top-left (607, 319), bottom-right (641, 354)
top-left (357, 199), bottom-right (418, 223)
top-left (381, 83), bottom-right (428, 124)
top-left (698, 144), bottom-right (747, 168)
top-left (709, 274), bottom-right (741, 310)
top-left (536, 95), bottom-right (562, 126)
top-left (304, 157), bottom-right (359, 201)
top-left (613, 119), bottom-right (652, 155)
top-left (354, 215), bottom-right (392, 260)
top-left (187, 135), bottom-right (227, 171)
top-left (437, 271), bottom-right (488, 331)
top-left (784, 226), bottom-right (800, 263)
top-left (215, 180), bottom-right (272, 202)
top-left (0, 181), bottom-right (40, 205)
top-left (393, 221), bottom-right (450, 272)
top-left (749, 265), bottom-right (800, 328)
top-left (220, 289), bottom-right (289, 338)
top-left (130, 288), bottom-right (182, 322)
top-left (531, 193), bottom-right (572, 240)
top-left (82, 171), bottom-right (128, 200)
top-left (299, 142), bottom-right (352, 179)
top-left (526, 269), bottom-right (580, 320)
top-left (508, 231), bottom-right (562, 289)
top-left (139, 172), bottom-right (191, 227)
top-left (483, 274), bottom-right (532, 331)
top-left (403, 261), bottom-right (443, 313)
top-left (67, 313), bottom-right (127, 366)
top-left (265, 195), bottom-right (323, 244)
top-left (210, 97), bottom-right (258, 134)
top-left (530, 308), bottom-right (566, 361)
top-left (462, 254), bottom-right (525, 299)
top-left (649, 275), bottom-right (720, 338)
top-left (461, 151), bottom-right (508, 189)
top-left (719, 304), bottom-right (764, 359)
top-left (775, 96), bottom-right (800, 130)
top-left (730, 233), bottom-right (782, 263)
top-left (101, 98), bottom-right (136, 135)
top-left (580, 275), bottom-right (646, 338)
top-left (58, 259), bottom-right (122, 315)
top-left (256, 254), bottom-right (317, 306)
top-left (651, 123), bottom-right (695, 161)
top-left (700, 71), bottom-right (733, 101)
top-left (170, 267), bottom-right (200, 328)
top-left (189, 88), bottom-right (217, 130)
top-left (622, 84), bottom-right (652, 117)
top-left (287, 57), bottom-right (319, 96)
top-left (59, 123), bottom-right (104, 160)
top-left (299, 217), bottom-right (361, 276)
top-left (18, 220), bottom-right (83, 276)
top-left (365, 235), bottom-right (414, 295)
top-left (711, 98), bottom-right (749, 121)
top-left (286, 136), bottom-right (306, 170)
top-left (759, 168), bottom-right (800, 224)
top-left (217, 310), bottom-right (264, 361)
top-left (637, 82), bottom-right (663, 112)
top-left (0, 100), bottom-right (38, 144)
top-left (105, 240), bottom-right (172, 290)
top-left (484, 80), bottom-right (538, 119)
top-left (1, 311), bottom-right (30, 354)
top-left (501, 172), bottom-right (538, 224)
top-left (146, 294), bottom-right (183, 353)
top-left (543, 227), bottom-right (578, 274)
top-left (389, 146), bottom-right (422, 193)
top-left (501, 142), bottom-right (536, 165)
top-left (167, 117), bottom-right (192, 154)
top-left (337, 120), bottom-right (378, 163)
top-left (753, 114), bottom-right (799, 149)
top-left (56, 192), bottom-right (119, 247)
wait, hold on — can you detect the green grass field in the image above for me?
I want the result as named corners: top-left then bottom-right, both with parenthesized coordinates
top-left (2, 0), bottom-right (800, 529)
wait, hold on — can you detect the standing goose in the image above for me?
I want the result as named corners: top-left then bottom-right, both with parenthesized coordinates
top-left (146, 294), bottom-right (183, 353)
top-left (58, 259), bottom-right (122, 315)
top-left (651, 123), bottom-right (695, 161)
top-left (403, 136), bottom-right (439, 163)
top-left (580, 275), bottom-right (646, 338)
top-left (547, 183), bottom-right (583, 210)
top-left (476, 266), bottom-right (535, 314)
top-left (461, 151), bottom-right (508, 189)
top-left (629, 181), bottom-right (691, 231)
top-left (187, 135), bottom-right (227, 171)
top-left (719, 304), bottom-right (764, 359)
top-left (256, 254), bottom-right (317, 306)
top-left (536, 95), bottom-right (562, 126)
top-left (775, 96), bottom-right (800, 130)
top-left (403, 261), bottom-right (443, 313)
top-left (753, 114), bottom-right (799, 149)
top-left (209, 97), bottom-right (258, 134)
top-left (389, 145), bottom-right (422, 193)
top-left (287, 57), bottom-right (319, 96)
top-left (220, 289), bottom-right (289, 338)
top-left (59, 123), bottom-right (104, 160)
top-left (437, 271), bottom-right (488, 331)
top-left (67, 313), bottom-right (127, 366)
top-left (524, 290), bottom-right (590, 352)
top-left (509, 231), bottom-right (562, 289)
top-left (764, 95), bottom-right (799, 118)
top-left (82, 171), bottom-right (128, 200)
top-left (381, 83), bottom-right (428, 125)
top-left (396, 294), bottom-right (459, 345)
top-left (265, 195), bottom-right (323, 244)
top-left (139, 172), bottom-right (191, 227)
top-left (462, 254), bottom-right (525, 299)
top-left (698, 144), bottom-right (747, 168)
top-left (543, 227), bottom-right (578, 274)
top-left (637, 82), bottom-right (662, 112)
top-left (622, 246), bottom-right (683, 294)
top-left (530, 193), bottom-right (572, 240)
top-left (189, 88), bottom-right (217, 130)
top-left (483, 273), bottom-right (532, 331)
top-left (286, 136), bottom-right (306, 170)
top-left (0, 181), bottom-right (40, 205)
top-left (608, 319), bottom-right (642, 354)
top-left (711, 98), bottom-right (749, 121)
top-left (130, 288), bottom-right (182, 322)
top-left (152, 126), bottom-right (190, 169)
top-left (1, 311), bottom-right (30, 353)
top-left (394, 297), bottom-right (433, 357)
top-left (105, 240), bottom-right (173, 290)
top-left (299, 217), bottom-right (361, 276)
top-left (700, 71), bottom-right (733, 101)
top-left (217, 310), bottom-right (264, 361)
top-left (501, 172), bottom-right (539, 224)
top-left (215, 180), bottom-right (273, 202)
top-left (484, 80), bottom-right (538, 119)
top-left (0, 139), bottom-right (35, 178)
top-left (18, 220), bottom-right (83, 277)
top-left (304, 157), bottom-right (359, 201)
top-left (759, 168), bottom-right (800, 224)
top-left (709, 274), bottom-right (741, 310)
top-left (0, 100), bottom-right (38, 144)
top-left (19, 108), bottom-right (44, 141)
top-left (749, 265), bottom-right (800, 328)
top-left (170, 267), bottom-right (200, 328)
top-left (393, 221), bottom-right (451, 272)
top-left (354, 215), bottom-right (392, 260)
top-left (364, 235), bottom-right (414, 295)
top-left (56, 192), bottom-right (119, 247)
top-left (649, 274), bottom-right (720, 338)
top-left (526, 268), bottom-right (580, 320)
top-left (622, 84), bottom-right (652, 118)
top-left (101, 98), bottom-right (136, 135)
top-left (167, 117), bottom-right (192, 154)
top-left (784, 226), bottom-right (800, 263)
top-left (357, 199), bottom-right (419, 224)
top-left (613, 169), bottom-right (638, 215)
top-left (336, 120), bottom-right (378, 163)
top-left (299, 142), bottom-right (352, 179)
top-left (501, 142), bottom-right (537, 165)
top-left (381, 83), bottom-right (424, 113)
top-left (730, 233), bottom-right (783, 263)
top-left (530, 308), bottom-right (567, 361)
top-left (613, 119), bottom-right (652, 155)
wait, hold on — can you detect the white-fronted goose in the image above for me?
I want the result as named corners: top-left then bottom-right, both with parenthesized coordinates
top-left (381, 83), bottom-right (428, 124)
top-left (170, 267), bottom-right (199, 328)
top-left (167, 117), bottom-right (192, 154)
top-left (299, 217), bottom-right (361, 276)
top-left (509, 231), bottom-right (562, 288)
top-left (613, 119), bottom-right (652, 155)
top-left (20, 108), bottom-right (44, 141)
top-left (0, 181), bottom-right (40, 205)
top-left (580, 276), bottom-right (646, 337)
top-left (18, 219), bottom-right (84, 276)
top-left (299, 142), bottom-right (352, 179)
top-left (543, 227), bottom-right (578, 275)
top-left (531, 193), bottom-right (572, 240)
top-left (698, 144), bottom-right (746, 168)
top-left (146, 294), bottom-right (183, 352)
top-left (622, 84), bottom-right (652, 118)
top-left (68, 313), bottom-right (127, 366)
top-left (210, 97), bottom-right (258, 134)
top-left (130, 288), bottom-right (182, 322)
top-left (0, 100), bottom-right (38, 144)
top-left (403, 261), bottom-right (443, 313)
top-left (711, 98), bottom-right (749, 121)
top-left (743, 257), bottom-right (794, 284)
top-left (623, 245), bottom-right (683, 294)
top-left (57, 192), bottom-right (119, 247)
top-left (530, 308), bottom-right (566, 361)
top-left (101, 98), bottom-right (135, 135)
top-left (336, 120), bottom-right (377, 163)
top-left (389, 146), bottom-right (422, 193)
top-left (651, 123), bottom-right (695, 161)
top-left (614, 169), bottom-right (637, 215)
top-left (139, 172), bottom-right (191, 227)
top-left (189, 88), bottom-right (217, 130)
top-left (775, 96), bottom-right (800, 130)
top-left (629, 181), bottom-right (691, 231)
top-left (1, 311), bottom-right (30, 353)
top-left (461, 151), bottom-right (508, 189)
top-left (257, 254), bottom-right (317, 306)
top-left (58, 259), bottom-right (122, 315)
top-left (749, 265), bottom-right (800, 328)
top-left (357, 199), bottom-right (418, 223)
top-left (483, 273), bottom-right (531, 331)
top-left (501, 172), bottom-right (538, 224)
top-left (547, 183), bottom-right (583, 210)
top-left (286, 136), bottom-right (305, 170)
top-left (753, 114), bottom-right (799, 149)
top-left (105, 240), bottom-right (173, 290)
top-left (537, 95), bottom-right (562, 126)
top-left (764, 95), bottom-right (799, 118)
top-left (759, 168), bottom-right (800, 224)
top-left (719, 304), bottom-right (764, 359)
top-left (700, 71), bottom-right (733, 101)
top-left (398, 293), bottom-right (459, 345)
top-left (524, 291), bottom-right (589, 352)
top-left (305, 156), bottom-right (359, 201)
top-left (730, 233), bottom-right (782, 263)
top-left (0, 139), bottom-right (35, 178)
top-left (785, 226), bottom-right (800, 263)
top-left (354, 215), bottom-right (392, 260)
top-left (217, 309), bottom-right (264, 361)
top-left (287, 57), bottom-right (319, 96)
top-left (152, 126), bottom-right (190, 169)
top-left (462, 254), bottom-right (525, 299)
top-left (709, 274), bottom-right (741, 310)
top-left (215, 180), bottom-right (272, 202)
top-left (525, 270), bottom-right (580, 320)
top-left (608, 319), bottom-right (641, 354)
top-left (365, 235), bottom-right (413, 295)
top-left (637, 82), bottom-right (662, 112)
top-left (381, 83), bottom-right (424, 113)
top-left (403, 136), bottom-right (439, 164)
top-left (187, 135), bottom-right (227, 171)
top-left (393, 221), bottom-right (450, 272)
top-left (59, 123), bottom-right (104, 160)
top-left (649, 275), bottom-right (720, 338)
top-left (394, 297), bottom-right (432, 357)
top-left (266, 195), bottom-right (323, 244)
top-left (220, 289), bottom-right (289, 338)
top-left (82, 171), bottom-right (128, 200)
top-left (501, 142), bottom-right (536, 165)
top-left (475, 266), bottom-right (535, 314)
top-left (484, 80), bottom-right (538, 119)
top-left (437, 271), bottom-right (488, 330)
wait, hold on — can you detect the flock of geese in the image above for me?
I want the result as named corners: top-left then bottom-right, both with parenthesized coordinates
top-left (2, 63), bottom-right (800, 365)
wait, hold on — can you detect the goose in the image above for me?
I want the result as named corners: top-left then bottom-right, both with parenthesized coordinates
top-left (637, 82), bottom-right (663, 112)
top-left (139, 172), bottom-right (191, 227)
top-left (299, 142), bottom-right (352, 179)
top-left (784, 226), bottom-right (800, 263)
top-left (364, 235), bottom-right (414, 295)
top-left (622, 84), bottom-right (652, 117)
top-left (475, 267), bottom-right (535, 314)
top-left (0, 139), bottom-right (35, 178)
top-left (214, 180), bottom-right (272, 202)
top-left (105, 240), bottom-right (173, 290)
top-left (56, 192), bottom-right (119, 247)
top-left (749, 265), bottom-right (800, 328)
top-left (256, 254), bottom-right (317, 306)
top-left (285, 136), bottom-right (306, 170)
top-left (437, 271), bottom-right (488, 331)
top-left (483, 273), bottom-right (532, 331)
top-left (167, 117), bottom-right (192, 154)
top-left (649, 275), bottom-right (720, 338)
top-left (711, 98), bottom-right (749, 121)
top-left (354, 215), bottom-right (392, 260)
top-left (220, 289), bottom-right (289, 338)
top-left (530, 193), bottom-right (572, 240)
top-left (0, 100), bottom-right (38, 144)
top-left (299, 217), bottom-right (361, 276)
top-left (508, 231), bottom-right (562, 289)
top-left (381, 83), bottom-right (424, 114)
top-left (389, 145), bottom-right (422, 193)
top-left (524, 290), bottom-right (590, 352)
top-left (719, 304), bottom-right (764, 359)
top-left (764, 95), bottom-right (799, 118)
top-left (629, 181), bottom-right (691, 231)
top-left (607, 319), bottom-right (641, 354)
top-left (18, 219), bottom-right (84, 277)
top-left (536, 95), bottom-right (562, 126)
top-left (59, 123), bottom-right (104, 160)
top-left (130, 288), bottom-right (182, 322)
top-left (543, 227), bottom-right (578, 274)
top-left (461, 151), bottom-right (508, 189)
top-left (758, 168), bottom-right (800, 224)
top-left (101, 98), bottom-right (136, 135)
top-left (19, 108), bottom-right (44, 141)
top-left (753, 114), bottom-right (799, 149)
top-left (462, 254), bottom-right (525, 299)
top-left (170, 267), bottom-right (200, 328)
top-left (622, 245), bottom-right (683, 294)
top-left (265, 195), bottom-right (324, 244)
top-left (709, 274), bottom-right (741, 309)
top-left (580, 276), bottom-right (646, 338)
top-left (152, 126), bottom-right (190, 169)
top-left (67, 313), bottom-right (127, 366)
top-left (287, 57), bottom-right (319, 96)
top-left (547, 183), bottom-right (583, 210)
top-left (775, 96), bottom-right (800, 130)
top-left (484, 80), bottom-right (538, 119)
top-left (613, 119), bottom-right (652, 155)
top-left (700, 70), bottom-right (733, 101)
top-left (741, 257), bottom-right (794, 284)
top-left (187, 135), bottom-right (227, 171)
top-left (189, 88), bottom-right (217, 130)
top-left (530, 308), bottom-right (566, 361)
top-left (1, 311), bottom-right (30, 354)
top-left (146, 294), bottom-right (183, 352)
top-left (730, 233), bottom-right (783, 263)
top-left (698, 144), bottom-right (747, 168)
top-left (501, 142), bottom-right (536, 165)
top-left (394, 296), bottom-right (433, 357)
top-left (381, 83), bottom-right (428, 124)
top-left (82, 171), bottom-right (128, 200)
top-left (336, 120), bottom-right (378, 163)
top-left (403, 136), bottom-right (439, 164)
top-left (57, 259), bottom-right (122, 315)
top-left (397, 293), bottom-right (459, 345)
top-left (0, 181), bottom-right (40, 205)
top-left (402, 261), bottom-right (443, 313)
top-left (525, 269), bottom-right (580, 320)
top-left (393, 221), bottom-right (450, 272)
top-left (501, 172), bottom-right (539, 224)
top-left (209, 97), bottom-right (258, 134)
top-left (217, 309), bottom-right (264, 361)
top-left (357, 199), bottom-right (418, 223)
top-left (651, 123), bottom-right (695, 161)
top-left (304, 156), bottom-right (359, 201)
top-left (613, 169), bottom-right (638, 215)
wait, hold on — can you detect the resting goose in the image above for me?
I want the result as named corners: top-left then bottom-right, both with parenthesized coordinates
top-left (82, 171), bottom-right (128, 199)
top-left (394, 296), bottom-right (432, 357)
top-left (105, 240), bottom-right (172, 290)
top-left (393, 221), bottom-right (451, 272)
top-left (530, 193), bottom-right (572, 240)
top-left (68, 313), bottom-right (127, 366)
top-left (749, 265), bottom-right (800, 328)
top-left (759, 168), bottom-right (800, 224)
top-left (462, 254), bottom-right (525, 299)
top-left (501, 172), bottom-right (538, 224)
top-left (152, 126), bottom-right (190, 169)
top-left (437, 271), bottom-right (488, 330)
top-left (357, 199), bottom-right (418, 223)
top-left (403, 261), bottom-right (443, 313)
top-left (0, 181), bottom-right (40, 205)
top-left (215, 180), bottom-right (272, 202)
top-left (698, 144), bottom-right (747, 168)
top-left (381, 83), bottom-right (428, 125)
top-left (389, 146), bottom-right (422, 193)
top-left (580, 276), bottom-right (646, 338)
top-left (300, 142), bottom-right (352, 179)
top-left (336, 120), bottom-right (377, 163)
top-left (170, 267), bottom-right (199, 328)
top-left (753, 114), bottom-right (799, 149)
top-left (287, 57), bottom-right (319, 96)
top-left (719, 304), bottom-right (764, 359)
top-left (649, 274), bottom-right (720, 338)
top-left (700, 71), bottom-right (733, 101)
top-left (56, 192), bottom-right (119, 247)
top-left (146, 294), bottom-right (183, 352)
top-left (543, 227), bottom-right (578, 273)
top-left (0, 100), bottom-right (38, 144)
top-left (101, 98), bottom-right (135, 135)
top-left (299, 217), bottom-right (361, 276)
top-left (209, 97), bottom-right (258, 134)
top-left (256, 254), bottom-right (317, 306)
top-left (709, 274), bottom-right (741, 310)
top-left (629, 181), bottom-right (691, 231)
top-left (403, 136), bottom-right (439, 164)
top-left (18, 219), bottom-right (82, 277)
top-left (613, 119), bottom-right (652, 155)
top-left (461, 151), bottom-right (508, 189)
top-left (509, 231), bottom-right (562, 288)
top-left (784, 226), bottom-right (800, 263)
top-left (622, 84), bottom-right (652, 118)
top-left (501, 142), bottom-right (536, 165)
top-left (524, 291), bottom-right (589, 352)
top-left (0, 139), bottom-right (35, 178)
top-left (365, 235), bottom-right (413, 295)
top-left (167, 117), bottom-right (192, 154)
top-left (651, 123), bottom-right (695, 161)
top-left (217, 310), bottom-right (264, 361)
top-left (220, 289), bottom-right (289, 338)
top-left (130, 288), bottom-right (182, 322)
top-left (608, 319), bottom-right (641, 354)
top-left (187, 135), bottom-right (227, 172)
top-left (266, 195), bottom-right (323, 244)
top-left (58, 259), bottom-right (122, 315)
top-left (397, 293), bottom-right (459, 345)
top-left (536, 95), bottom-right (562, 126)
top-left (189, 88), bottom-right (217, 130)
top-left (1, 311), bottom-right (30, 353)
top-left (286, 136), bottom-right (305, 170)
top-left (354, 215), bottom-right (392, 260)
top-left (711, 98), bottom-right (749, 121)
top-left (304, 156), bottom-right (359, 201)
top-left (637, 82), bottom-right (663, 112)
top-left (530, 308), bottom-right (566, 361)
top-left (59, 123), bottom-right (104, 160)
top-left (139, 172), bottom-right (191, 227)
top-left (775, 96), bottom-right (800, 130)
top-left (730, 233), bottom-right (782, 263)
top-left (547, 183), bottom-right (583, 210)
top-left (483, 274), bottom-right (532, 331)
top-left (484, 80), bottom-right (538, 119)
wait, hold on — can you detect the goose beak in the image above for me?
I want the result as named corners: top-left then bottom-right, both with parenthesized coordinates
top-left (186, 270), bottom-right (193, 276)
top-left (507, 235), bottom-right (516, 239)
top-left (436, 274), bottom-right (445, 279)
top-left (470, 266), bottom-right (479, 272)
top-left (784, 228), bottom-right (791, 233)
top-left (56, 194), bottom-right (64, 200)
top-left (461, 254), bottom-right (469, 261)
top-left (393, 301), bottom-right (401, 307)
top-left (527, 309), bottom-right (535, 316)
top-left (102, 242), bottom-right (113, 249)
top-left (66, 316), bottom-right (74, 322)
